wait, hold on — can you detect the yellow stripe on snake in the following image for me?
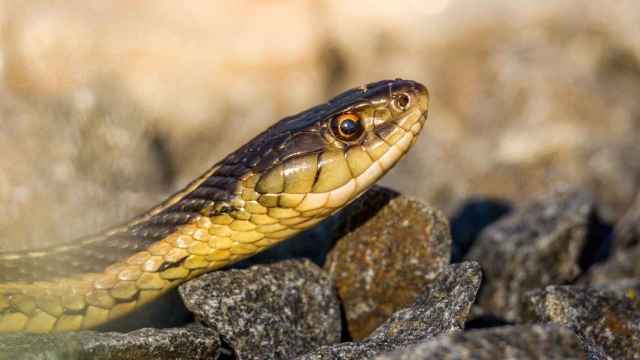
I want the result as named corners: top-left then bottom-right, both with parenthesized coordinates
top-left (0, 79), bottom-right (429, 333)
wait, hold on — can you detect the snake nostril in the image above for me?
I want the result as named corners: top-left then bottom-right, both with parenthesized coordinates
top-left (396, 93), bottom-right (410, 108)
top-left (391, 92), bottom-right (412, 112)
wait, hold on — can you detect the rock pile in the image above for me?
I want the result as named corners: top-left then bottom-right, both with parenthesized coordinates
top-left (1, 185), bottom-right (640, 359)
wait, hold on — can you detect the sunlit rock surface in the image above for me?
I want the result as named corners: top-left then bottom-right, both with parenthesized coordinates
top-left (324, 187), bottom-right (451, 339)
top-left (297, 262), bottom-right (481, 360)
top-left (179, 259), bottom-right (341, 360)
top-left (525, 285), bottom-right (640, 359)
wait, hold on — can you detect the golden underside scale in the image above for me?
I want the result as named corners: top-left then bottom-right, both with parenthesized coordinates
top-left (0, 79), bottom-right (429, 333)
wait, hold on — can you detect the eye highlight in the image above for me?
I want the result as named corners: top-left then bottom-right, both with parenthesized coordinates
top-left (330, 113), bottom-right (365, 142)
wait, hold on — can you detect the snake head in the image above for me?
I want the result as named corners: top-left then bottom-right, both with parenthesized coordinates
top-left (227, 79), bottom-right (429, 217)
top-left (0, 80), bottom-right (428, 334)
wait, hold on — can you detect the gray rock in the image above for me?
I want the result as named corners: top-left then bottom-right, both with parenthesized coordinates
top-left (178, 259), bottom-right (341, 360)
top-left (0, 325), bottom-right (220, 360)
top-left (297, 342), bottom-right (393, 360)
top-left (466, 189), bottom-right (593, 321)
top-left (588, 246), bottom-right (640, 285)
top-left (324, 186), bottom-right (451, 339)
top-left (376, 325), bottom-right (586, 360)
top-left (613, 192), bottom-right (640, 250)
top-left (592, 278), bottom-right (640, 297)
top-left (368, 262), bottom-right (481, 343)
top-left (297, 262), bottom-right (481, 359)
top-left (525, 285), bottom-right (640, 359)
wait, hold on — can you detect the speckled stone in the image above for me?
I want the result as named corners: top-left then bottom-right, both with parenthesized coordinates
top-left (324, 186), bottom-right (451, 339)
top-left (376, 325), bottom-right (586, 360)
top-left (178, 259), bottom-right (341, 360)
top-left (592, 278), bottom-right (640, 297)
top-left (0, 325), bottom-right (220, 360)
top-left (466, 189), bottom-right (593, 321)
top-left (524, 285), bottom-right (640, 359)
top-left (297, 262), bottom-right (481, 359)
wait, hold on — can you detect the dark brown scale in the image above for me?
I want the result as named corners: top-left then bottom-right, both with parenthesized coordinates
top-left (374, 122), bottom-right (399, 145)
top-left (200, 176), bottom-right (237, 190)
top-left (215, 164), bottom-right (248, 178)
top-left (141, 212), bottom-right (199, 227)
top-left (165, 198), bottom-right (213, 213)
top-left (189, 186), bottom-right (234, 202)
top-left (278, 132), bottom-right (326, 160)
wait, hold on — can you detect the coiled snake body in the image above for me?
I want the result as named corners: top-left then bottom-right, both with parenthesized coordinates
top-left (0, 79), bottom-right (429, 333)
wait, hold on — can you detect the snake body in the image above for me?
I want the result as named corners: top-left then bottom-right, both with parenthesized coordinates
top-left (0, 79), bottom-right (429, 333)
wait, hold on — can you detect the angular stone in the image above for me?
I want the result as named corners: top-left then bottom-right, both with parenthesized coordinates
top-left (368, 262), bottom-right (481, 343)
top-left (0, 325), bottom-right (220, 360)
top-left (179, 259), bottom-right (340, 360)
top-left (466, 189), bottom-right (593, 321)
top-left (376, 325), bottom-right (586, 360)
top-left (325, 186), bottom-right (451, 339)
top-left (297, 262), bottom-right (481, 360)
top-left (524, 285), bottom-right (640, 359)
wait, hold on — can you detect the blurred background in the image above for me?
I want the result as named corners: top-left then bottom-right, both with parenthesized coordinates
top-left (1, 0), bottom-right (639, 251)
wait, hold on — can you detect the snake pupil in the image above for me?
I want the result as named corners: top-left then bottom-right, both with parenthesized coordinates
top-left (340, 119), bottom-right (358, 135)
top-left (331, 113), bottom-right (364, 141)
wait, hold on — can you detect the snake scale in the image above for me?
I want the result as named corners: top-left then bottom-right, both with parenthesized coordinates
top-left (0, 79), bottom-right (429, 333)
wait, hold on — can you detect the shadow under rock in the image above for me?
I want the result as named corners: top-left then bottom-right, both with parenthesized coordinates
top-left (96, 289), bottom-right (194, 333)
top-left (577, 208), bottom-right (614, 275)
top-left (450, 198), bottom-right (513, 263)
top-left (464, 314), bottom-right (513, 330)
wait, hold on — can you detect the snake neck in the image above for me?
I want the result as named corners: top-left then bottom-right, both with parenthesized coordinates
top-left (0, 167), bottom-right (339, 333)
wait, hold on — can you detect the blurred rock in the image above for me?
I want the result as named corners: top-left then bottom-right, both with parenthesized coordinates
top-left (466, 189), bottom-right (594, 321)
top-left (0, 92), bottom-right (169, 252)
top-left (2, 0), bottom-right (327, 186)
top-left (0, 325), bottom-right (221, 360)
top-left (525, 285), bottom-right (640, 359)
top-left (4, 1), bottom-right (640, 258)
top-left (298, 262), bottom-right (481, 359)
top-left (587, 246), bottom-right (640, 285)
top-left (592, 278), bottom-right (640, 298)
top-left (376, 325), bottom-right (586, 360)
top-left (612, 192), bottom-right (640, 250)
top-left (361, 3), bottom-right (640, 220)
top-left (324, 187), bottom-right (451, 339)
top-left (178, 259), bottom-right (341, 360)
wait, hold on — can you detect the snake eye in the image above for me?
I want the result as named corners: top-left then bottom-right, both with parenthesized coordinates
top-left (331, 113), bottom-right (364, 142)
top-left (392, 92), bottom-right (411, 111)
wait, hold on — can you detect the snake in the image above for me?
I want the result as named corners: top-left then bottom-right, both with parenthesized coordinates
top-left (0, 79), bottom-right (429, 333)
